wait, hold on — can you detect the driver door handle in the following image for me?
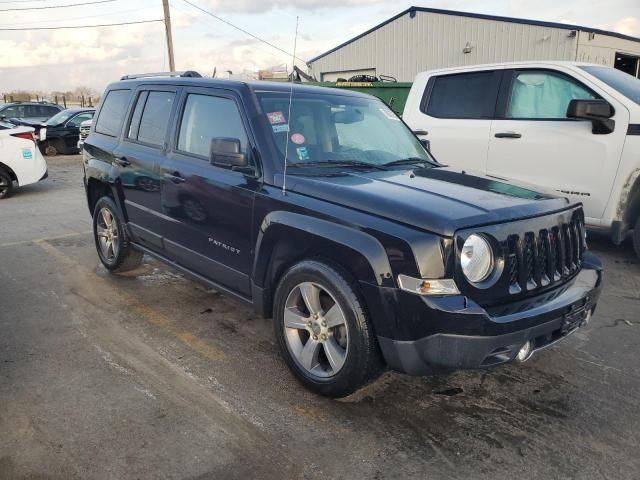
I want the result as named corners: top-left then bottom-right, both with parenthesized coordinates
top-left (494, 132), bottom-right (522, 139)
top-left (164, 171), bottom-right (186, 184)
top-left (114, 156), bottom-right (131, 167)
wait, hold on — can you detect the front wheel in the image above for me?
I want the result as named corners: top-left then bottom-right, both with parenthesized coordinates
top-left (92, 196), bottom-right (143, 273)
top-left (273, 260), bottom-right (384, 397)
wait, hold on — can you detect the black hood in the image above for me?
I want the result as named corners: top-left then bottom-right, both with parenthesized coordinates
top-left (286, 167), bottom-right (574, 236)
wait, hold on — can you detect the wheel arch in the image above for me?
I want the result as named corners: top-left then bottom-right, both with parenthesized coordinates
top-left (0, 162), bottom-right (18, 184)
top-left (251, 211), bottom-right (394, 318)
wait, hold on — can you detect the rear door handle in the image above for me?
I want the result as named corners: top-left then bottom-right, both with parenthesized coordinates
top-left (114, 156), bottom-right (131, 167)
top-left (164, 171), bottom-right (186, 184)
top-left (494, 132), bottom-right (522, 139)
top-left (413, 129), bottom-right (429, 136)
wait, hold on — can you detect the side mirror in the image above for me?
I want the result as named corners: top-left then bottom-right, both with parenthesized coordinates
top-left (209, 137), bottom-right (247, 168)
top-left (567, 99), bottom-right (615, 134)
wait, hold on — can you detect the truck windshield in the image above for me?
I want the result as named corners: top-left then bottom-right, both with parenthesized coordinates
top-left (580, 66), bottom-right (640, 105)
top-left (256, 91), bottom-right (435, 168)
top-left (46, 110), bottom-right (75, 126)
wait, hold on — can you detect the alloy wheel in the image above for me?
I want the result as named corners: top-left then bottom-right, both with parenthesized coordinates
top-left (283, 282), bottom-right (349, 378)
top-left (96, 207), bottom-right (120, 262)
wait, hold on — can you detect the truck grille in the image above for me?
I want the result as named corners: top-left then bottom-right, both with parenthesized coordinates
top-left (454, 207), bottom-right (586, 307)
top-left (505, 218), bottom-right (584, 295)
top-left (79, 126), bottom-right (90, 140)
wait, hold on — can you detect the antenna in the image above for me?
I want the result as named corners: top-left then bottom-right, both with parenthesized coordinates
top-left (282, 16), bottom-right (299, 196)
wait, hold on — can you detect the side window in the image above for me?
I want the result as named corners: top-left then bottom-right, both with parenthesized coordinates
top-left (425, 71), bottom-right (501, 119)
top-left (135, 91), bottom-right (175, 146)
top-left (1, 106), bottom-right (21, 118)
top-left (95, 89), bottom-right (131, 137)
top-left (506, 71), bottom-right (597, 119)
top-left (68, 112), bottom-right (93, 127)
top-left (177, 94), bottom-right (248, 159)
top-left (44, 106), bottom-right (61, 117)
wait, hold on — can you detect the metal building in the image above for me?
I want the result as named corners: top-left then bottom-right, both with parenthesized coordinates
top-left (307, 7), bottom-right (640, 82)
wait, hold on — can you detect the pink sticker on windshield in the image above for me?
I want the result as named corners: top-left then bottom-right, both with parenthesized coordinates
top-left (267, 111), bottom-right (286, 124)
top-left (291, 133), bottom-right (305, 144)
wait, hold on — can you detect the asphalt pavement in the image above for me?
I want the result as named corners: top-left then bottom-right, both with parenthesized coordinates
top-left (1, 155), bottom-right (640, 479)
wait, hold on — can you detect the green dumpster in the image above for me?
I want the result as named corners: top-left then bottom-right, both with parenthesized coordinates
top-left (310, 81), bottom-right (413, 116)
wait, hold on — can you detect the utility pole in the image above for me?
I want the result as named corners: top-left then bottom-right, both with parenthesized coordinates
top-left (162, 0), bottom-right (175, 71)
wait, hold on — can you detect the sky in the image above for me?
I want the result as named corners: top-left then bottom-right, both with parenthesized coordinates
top-left (0, 0), bottom-right (639, 94)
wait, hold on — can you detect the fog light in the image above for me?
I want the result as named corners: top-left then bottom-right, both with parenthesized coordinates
top-left (516, 341), bottom-right (533, 362)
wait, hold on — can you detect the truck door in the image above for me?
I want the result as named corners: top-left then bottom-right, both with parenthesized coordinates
top-left (405, 69), bottom-right (503, 173)
top-left (114, 86), bottom-right (178, 251)
top-left (486, 68), bottom-right (628, 223)
top-left (160, 87), bottom-right (260, 296)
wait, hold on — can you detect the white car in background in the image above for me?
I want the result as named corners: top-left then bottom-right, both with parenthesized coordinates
top-left (403, 61), bottom-right (640, 255)
top-left (0, 120), bottom-right (48, 199)
top-left (77, 118), bottom-right (92, 151)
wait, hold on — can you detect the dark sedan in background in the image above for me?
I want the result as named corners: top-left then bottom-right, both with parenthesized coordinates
top-left (39, 108), bottom-right (95, 155)
top-left (0, 101), bottom-right (63, 125)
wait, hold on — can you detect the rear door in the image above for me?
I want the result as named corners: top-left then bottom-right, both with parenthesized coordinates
top-left (408, 68), bottom-right (503, 172)
top-left (114, 86), bottom-right (178, 252)
top-left (159, 87), bottom-right (260, 296)
top-left (63, 111), bottom-right (94, 151)
top-left (486, 68), bottom-right (628, 222)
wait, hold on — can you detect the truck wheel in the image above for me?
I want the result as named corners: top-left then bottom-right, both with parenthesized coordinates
top-left (0, 168), bottom-right (14, 199)
top-left (93, 196), bottom-right (143, 273)
top-left (633, 217), bottom-right (640, 258)
top-left (273, 259), bottom-right (384, 397)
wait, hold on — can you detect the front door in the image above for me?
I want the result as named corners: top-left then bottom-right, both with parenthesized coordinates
top-left (486, 68), bottom-right (628, 222)
top-left (160, 87), bottom-right (260, 296)
top-left (115, 87), bottom-right (178, 251)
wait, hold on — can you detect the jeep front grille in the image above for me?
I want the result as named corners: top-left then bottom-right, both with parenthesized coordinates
top-left (506, 218), bottom-right (584, 295)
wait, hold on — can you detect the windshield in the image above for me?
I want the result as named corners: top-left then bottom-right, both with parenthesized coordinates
top-left (46, 110), bottom-right (75, 126)
top-left (256, 91), bottom-right (434, 168)
top-left (580, 66), bottom-right (640, 105)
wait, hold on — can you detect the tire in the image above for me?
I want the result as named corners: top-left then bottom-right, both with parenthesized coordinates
top-left (0, 168), bottom-right (13, 199)
top-left (44, 141), bottom-right (58, 156)
top-left (273, 259), bottom-right (384, 397)
top-left (633, 217), bottom-right (640, 259)
top-left (92, 196), bottom-right (143, 273)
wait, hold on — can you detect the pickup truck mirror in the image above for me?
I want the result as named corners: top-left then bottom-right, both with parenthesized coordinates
top-left (567, 99), bottom-right (615, 134)
top-left (209, 137), bottom-right (247, 168)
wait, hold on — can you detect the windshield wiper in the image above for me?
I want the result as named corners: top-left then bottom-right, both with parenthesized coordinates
top-left (382, 157), bottom-right (434, 168)
top-left (290, 160), bottom-right (387, 171)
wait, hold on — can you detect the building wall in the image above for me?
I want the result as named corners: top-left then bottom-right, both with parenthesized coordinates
top-left (576, 30), bottom-right (640, 67)
top-left (310, 11), bottom-right (582, 81)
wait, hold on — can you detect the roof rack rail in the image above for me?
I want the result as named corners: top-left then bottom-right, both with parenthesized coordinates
top-left (120, 71), bottom-right (202, 80)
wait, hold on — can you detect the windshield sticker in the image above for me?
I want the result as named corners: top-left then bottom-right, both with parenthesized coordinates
top-left (291, 133), bottom-right (305, 145)
top-left (272, 123), bottom-right (290, 133)
top-left (21, 148), bottom-right (33, 160)
top-left (296, 147), bottom-right (310, 161)
top-left (379, 107), bottom-right (400, 121)
top-left (267, 111), bottom-right (286, 125)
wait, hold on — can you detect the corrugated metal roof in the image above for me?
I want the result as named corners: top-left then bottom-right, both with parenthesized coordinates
top-left (308, 6), bottom-right (640, 64)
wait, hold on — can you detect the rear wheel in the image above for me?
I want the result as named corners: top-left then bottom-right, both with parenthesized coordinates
top-left (273, 259), bottom-right (384, 397)
top-left (93, 196), bottom-right (143, 272)
top-left (0, 169), bottom-right (13, 199)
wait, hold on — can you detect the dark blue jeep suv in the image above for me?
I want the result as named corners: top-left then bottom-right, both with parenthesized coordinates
top-left (83, 71), bottom-right (603, 397)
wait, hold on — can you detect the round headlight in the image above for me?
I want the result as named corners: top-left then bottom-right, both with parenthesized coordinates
top-left (461, 234), bottom-right (494, 284)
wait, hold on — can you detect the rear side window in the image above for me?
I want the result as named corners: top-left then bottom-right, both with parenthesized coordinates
top-left (128, 90), bottom-right (175, 147)
top-left (425, 71), bottom-right (502, 119)
top-left (177, 94), bottom-right (248, 159)
top-left (95, 89), bottom-right (131, 137)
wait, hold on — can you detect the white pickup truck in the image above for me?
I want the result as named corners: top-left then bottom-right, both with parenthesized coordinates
top-left (403, 61), bottom-right (640, 256)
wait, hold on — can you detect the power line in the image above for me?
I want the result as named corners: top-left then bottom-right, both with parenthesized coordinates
top-left (0, 19), bottom-right (163, 30)
top-left (0, 7), bottom-right (156, 28)
top-left (179, 0), bottom-right (306, 64)
top-left (0, 0), bottom-right (116, 12)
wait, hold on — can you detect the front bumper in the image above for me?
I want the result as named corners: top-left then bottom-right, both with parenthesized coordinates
top-left (369, 253), bottom-right (603, 375)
